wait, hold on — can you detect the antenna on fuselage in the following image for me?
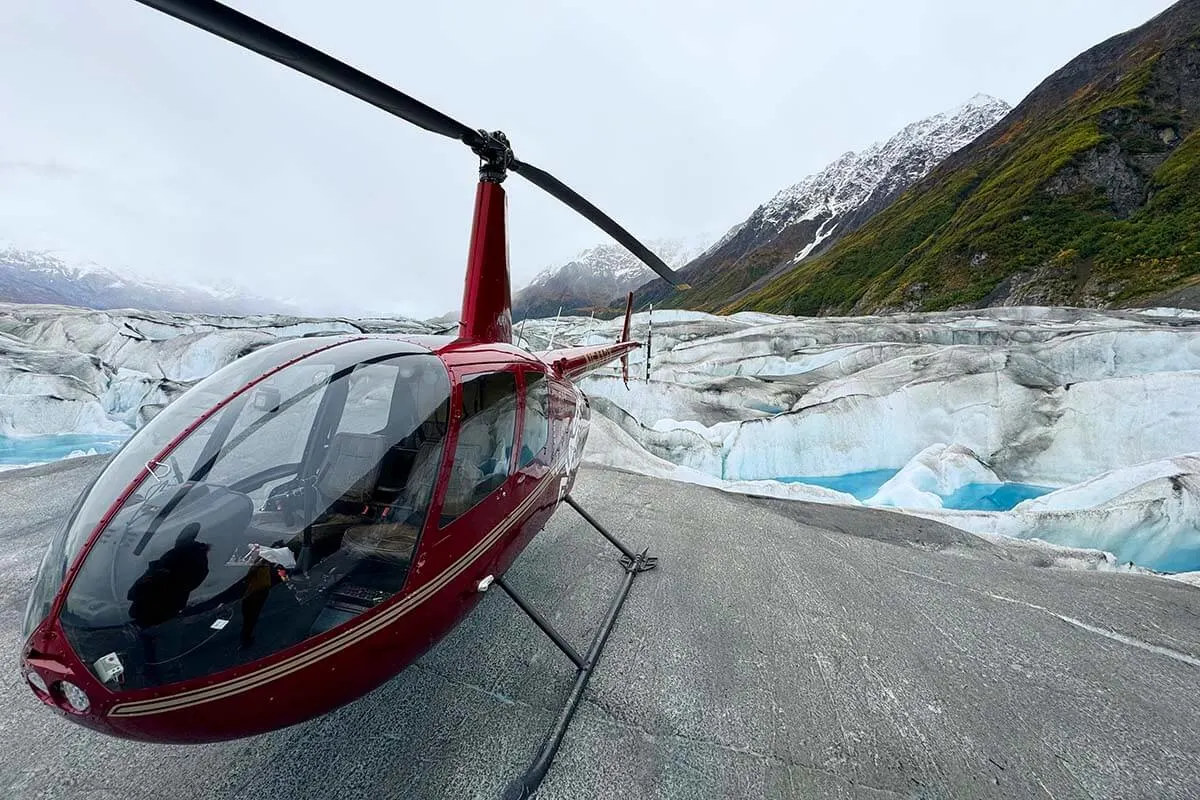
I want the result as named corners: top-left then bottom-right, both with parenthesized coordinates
top-left (646, 304), bottom-right (654, 382)
top-left (515, 316), bottom-right (528, 349)
top-left (546, 306), bottom-right (563, 350)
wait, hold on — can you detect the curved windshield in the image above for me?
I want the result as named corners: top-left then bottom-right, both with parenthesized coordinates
top-left (47, 339), bottom-right (450, 691)
top-left (22, 336), bottom-right (352, 639)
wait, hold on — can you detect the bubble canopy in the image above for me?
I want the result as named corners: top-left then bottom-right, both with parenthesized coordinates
top-left (23, 336), bottom-right (452, 691)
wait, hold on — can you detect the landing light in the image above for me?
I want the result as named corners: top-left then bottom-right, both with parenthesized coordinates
top-left (59, 681), bottom-right (90, 713)
top-left (26, 671), bottom-right (48, 695)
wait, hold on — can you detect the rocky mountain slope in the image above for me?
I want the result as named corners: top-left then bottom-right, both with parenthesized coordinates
top-left (633, 96), bottom-right (1010, 311)
top-left (726, 0), bottom-right (1200, 316)
top-left (513, 237), bottom-right (706, 320)
top-left (0, 247), bottom-right (295, 316)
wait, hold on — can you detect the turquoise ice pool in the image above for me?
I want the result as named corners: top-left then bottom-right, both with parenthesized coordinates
top-left (0, 434), bottom-right (128, 468)
top-left (778, 470), bottom-right (1053, 511)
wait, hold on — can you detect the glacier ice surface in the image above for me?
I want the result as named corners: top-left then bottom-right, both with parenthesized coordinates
top-left (539, 306), bottom-right (1200, 573)
top-left (5, 302), bottom-right (1200, 574)
top-left (0, 303), bottom-right (431, 438)
top-left (866, 444), bottom-right (1000, 510)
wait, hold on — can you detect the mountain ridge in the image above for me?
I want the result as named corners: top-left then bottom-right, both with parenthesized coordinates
top-left (0, 247), bottom-right (298, 316)
top-left (724, 0), bottom-right (1200, 316)
top-left (630, 95), bottom-right (1011, 312)
top-left (513, 236), bottom-right (707, 320)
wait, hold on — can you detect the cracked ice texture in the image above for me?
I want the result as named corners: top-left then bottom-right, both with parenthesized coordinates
top-left (928, 455), bottom-right (1200, 573)
top-left (524, 306), bottom-right (1200, 487)
top-left (867, 444), bottom-right (1000, 510)
top-left (0, 303), bottom-right (431, 436)
top-left (4, 301), bottom-right (1200, 571)
top-left (530, 306), bottom-right (1200, 571)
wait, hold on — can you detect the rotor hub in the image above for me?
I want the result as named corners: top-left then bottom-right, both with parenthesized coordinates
top-left (471, 130), bottom-right (514, 183)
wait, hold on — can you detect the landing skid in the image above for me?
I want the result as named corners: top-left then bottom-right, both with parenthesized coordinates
top-left (489, 493), bottom-right (657, 800)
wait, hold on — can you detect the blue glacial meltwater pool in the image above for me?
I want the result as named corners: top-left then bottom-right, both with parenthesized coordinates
top-left (779, 470), bottom-right (1053, 511)
top-left (940, 482), bottom-right (1054, 512)
top-left (779, 470), bottom-right (896, 501)
top-left (0, 434), bottom-right (128, 468)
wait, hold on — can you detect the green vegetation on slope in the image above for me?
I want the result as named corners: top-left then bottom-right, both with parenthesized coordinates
top-left (719, 29), bottom-right (1200, 316)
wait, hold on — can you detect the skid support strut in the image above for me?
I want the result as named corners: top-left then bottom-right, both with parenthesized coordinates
top-left (497, 493), bottom-right (657, 800)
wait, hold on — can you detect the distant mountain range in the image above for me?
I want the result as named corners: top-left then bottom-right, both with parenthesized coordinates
top-left (722, 0), bottom-right (1200, 315)
top-left (513, 237), bottom-right (708, 320)
top-left (0, 247), bottom-right (296, 316)
top-left (631, 95), bottom-right (1012, 311)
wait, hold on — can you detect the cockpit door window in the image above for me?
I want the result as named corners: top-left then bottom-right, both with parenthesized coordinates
top-left (439, 371), bottom-right (518, 525)
top-left (519, 372), bottom-right (551, 469)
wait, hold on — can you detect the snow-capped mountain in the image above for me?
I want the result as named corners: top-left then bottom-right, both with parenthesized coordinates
top-left (0, 246), bottom-right (297, 316)
top-left (636, 94), bottom-right (1012, 309)
top-left (725, 0), bottom-right (1200, 316)
top-left (514, 236), bottom-right (709, 320)
top-left (730, 94), bottom-right (1011, 260)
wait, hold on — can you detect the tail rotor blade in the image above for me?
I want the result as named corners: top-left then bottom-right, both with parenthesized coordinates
top-left (510, 159), bottom-right (687, 288)
top-left (133, 0), bottom-right (482, 146)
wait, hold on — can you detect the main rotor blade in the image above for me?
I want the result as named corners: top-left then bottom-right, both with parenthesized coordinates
top-left (133, 0), bottom-right (684, 289)
top-left (510, 159), bottom-right (687, 287)
top-left (133, 0), bottom-right (482, 147)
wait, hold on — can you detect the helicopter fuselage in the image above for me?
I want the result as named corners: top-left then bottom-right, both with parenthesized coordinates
top-left (20, 331), bottom-right (635, 741)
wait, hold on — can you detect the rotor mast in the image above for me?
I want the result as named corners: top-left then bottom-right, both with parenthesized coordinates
top-left (458, 132), bottom-right (516, 344)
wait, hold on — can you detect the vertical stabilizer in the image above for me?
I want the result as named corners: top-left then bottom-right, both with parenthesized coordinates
top-left (458, 180), bottom-right (513, 343)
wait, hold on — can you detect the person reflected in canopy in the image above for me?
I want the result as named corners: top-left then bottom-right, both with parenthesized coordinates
top-left (126, 523), bottom-right (210, 628)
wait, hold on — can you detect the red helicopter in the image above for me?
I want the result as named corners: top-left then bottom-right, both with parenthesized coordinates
top-left (20, 0), bottom-right (684, 793)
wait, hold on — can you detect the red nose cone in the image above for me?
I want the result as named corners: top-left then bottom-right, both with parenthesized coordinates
top-left (21, 619), bottom-right (117, 736)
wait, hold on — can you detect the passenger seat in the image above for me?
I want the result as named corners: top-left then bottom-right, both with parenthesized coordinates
top-left (317, 432), bottom-right (386, 507)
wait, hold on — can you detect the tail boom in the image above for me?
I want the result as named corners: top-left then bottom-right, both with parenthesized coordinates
top-left (541, 293), bottom-right (639, 381)
top-left (539, 341), bottom-right (640, 381)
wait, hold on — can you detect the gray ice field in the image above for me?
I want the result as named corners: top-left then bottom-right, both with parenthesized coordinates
top-left (3, 456), bottom-right (1199, 799)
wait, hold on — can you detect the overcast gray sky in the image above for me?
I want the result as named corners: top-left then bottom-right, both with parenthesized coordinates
top-left (0, 0), bottom-right (1178, 318)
